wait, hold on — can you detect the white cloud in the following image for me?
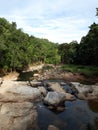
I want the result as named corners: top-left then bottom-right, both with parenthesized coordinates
top-left (0, 0), bottom-right (98, 43)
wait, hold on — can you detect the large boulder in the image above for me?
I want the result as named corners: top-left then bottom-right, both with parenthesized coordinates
top-left (0, 102), bottom-right (39, 130)
top-left (44, 92), bottom-right (65, 106)
top-left (0, 80), bottom-right (41, 130)
top-left (0, 81), bottom-right (41, 102)
top-left (70, 82), bottom-right (98, 100)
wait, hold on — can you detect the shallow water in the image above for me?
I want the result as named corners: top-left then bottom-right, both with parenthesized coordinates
top-left (37, 80), bottom-right (98, 130)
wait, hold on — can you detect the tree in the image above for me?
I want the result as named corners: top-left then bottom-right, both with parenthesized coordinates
top-left (0, 17), bottom-right (61, 73)
top-left (58, 41), bottom-right (79, 64)
top-left (78, 23), bottom-right (98, 65)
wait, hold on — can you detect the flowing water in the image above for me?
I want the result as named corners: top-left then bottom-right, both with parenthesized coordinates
top-left (37, 80), bottom-right (98, 130)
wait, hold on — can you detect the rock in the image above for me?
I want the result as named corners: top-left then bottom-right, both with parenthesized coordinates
top-left (69, 82), bottom-right (98, 100)
top-left (0, 78), bottom-right (3, 86)
top-left (28, 81), bottom-right (43, 87)
top-left (0, 81), bottom-right (41, 102)
top-left (64, 92), bottom-right (76, 101)
top-left (47, 82), bottom-right (66, 93)
top-left (38, 86), bottom-right (47, 97)
top-left (44, 92), bottom-right (65, 106)
top-left (33, 73), bottom-right (40, 77)
top-left (48, 125), bottom-right (59, 130)
top-left (56, 106), bottom-right (65, 112)
top-left (70, 82), bottom-right (93, 94)
top-left (28, 64), bottom-right (44, 71)
top-left (60, 82), bottom-right (67, 86)
top-left (44, 82), bottom-right (75, 101)
top-left (68, 82), bottom-right (79, 94)
top-left (77, 93), bottom-right (86, 100)
top-left (0, 102), bottom-right (39, 130)
top-left (0, 80), bottom-right (41, 130)
top-left (47, 105), bottom-right (65, 113)
top-left (92, 85), bottom-right (98, 96)
top-left (0, 102), bottom-right (33, 116)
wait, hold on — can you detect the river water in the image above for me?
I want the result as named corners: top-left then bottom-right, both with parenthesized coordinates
top-left (37, 80), bottom-right (98, 130)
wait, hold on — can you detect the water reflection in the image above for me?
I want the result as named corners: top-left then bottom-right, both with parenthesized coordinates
top-left (17, 71), bottom-right (34, 81)
top-left (88, 100), bottom-right (98, 113)
top-left (37, 102), bottom-right (66, 130)
top-left (37, 99), bottom-right (98, 130)
top-left (37, 80), bottom-right (98, 130)
top-left (94, 118), bottom-right (98, 130)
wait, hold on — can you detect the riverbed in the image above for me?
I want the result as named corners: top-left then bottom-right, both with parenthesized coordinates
top-left (37, 80), bottom-right (98, 130)
top-left (2, 66), bottom-right (98, 130)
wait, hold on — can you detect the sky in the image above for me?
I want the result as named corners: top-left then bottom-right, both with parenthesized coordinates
top-left (0, 0), bottom-right (98, 43)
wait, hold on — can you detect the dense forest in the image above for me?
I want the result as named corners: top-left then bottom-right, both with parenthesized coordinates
top-left (0, 10), bottom-right (98, 73)
top-left (0, 17), bottom-right (60, 72)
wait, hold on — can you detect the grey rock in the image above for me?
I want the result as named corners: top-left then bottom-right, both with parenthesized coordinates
top-left (44, 92), bottom-right (65, 106)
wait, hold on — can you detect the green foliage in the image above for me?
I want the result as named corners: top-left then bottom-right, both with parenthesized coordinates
top-left (62, 64), bottom-right (98, 76)
top-left (59, 22), bottom-right (98, 66)
top-left (58, 41), bottom-right (79, 64)
top-left (78, 23), bottom-right (98, 65)
top-left (0, 17), bottom-right (60, 72)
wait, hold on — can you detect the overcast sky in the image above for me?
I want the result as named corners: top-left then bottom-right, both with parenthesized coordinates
top-left (0, 0), bottom-right (98, 43)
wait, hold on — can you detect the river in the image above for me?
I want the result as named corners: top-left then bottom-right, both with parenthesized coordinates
top-left (18, 71), bottom-right (98, 130)
top-left (37, 80), bottom-right (98, 130)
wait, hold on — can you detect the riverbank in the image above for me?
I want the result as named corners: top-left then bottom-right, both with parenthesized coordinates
top-left (1, 64), bottom-right (98, 84)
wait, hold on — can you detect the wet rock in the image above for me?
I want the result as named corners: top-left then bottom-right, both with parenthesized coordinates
top-left (56, 106), bottom-right (65, 112)
top-left (47, 105), bottom-right (65, 113)
top-left (48, 125), bottom-right (59, 130)
top-left (77, 93), bottom-right (86, 100)
top-left (64, 92), bottom-right (76, 101)
top-left (44, 92), bottom-right (65, 106)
